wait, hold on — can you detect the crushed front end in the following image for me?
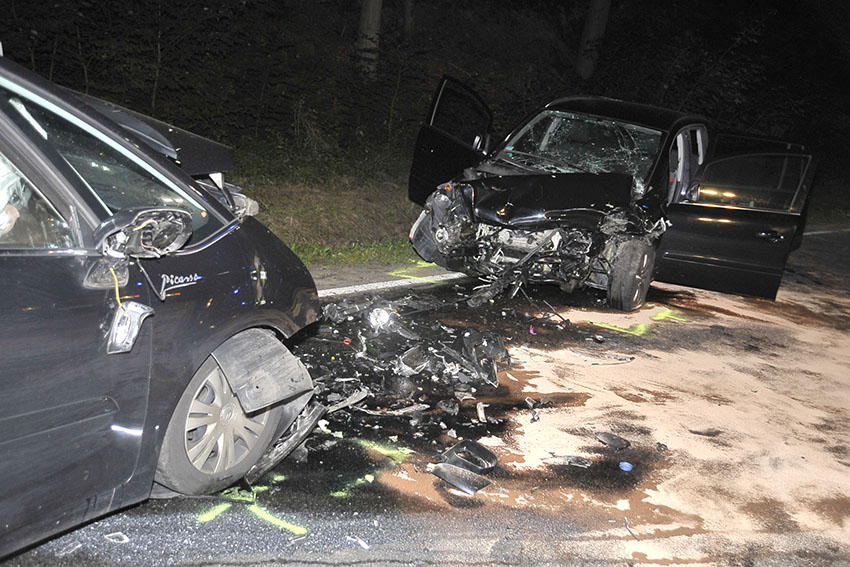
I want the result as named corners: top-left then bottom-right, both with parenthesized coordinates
top-left (410, 174), bottom-right (666, 307)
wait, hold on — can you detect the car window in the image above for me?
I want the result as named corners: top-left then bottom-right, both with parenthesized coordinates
top-left (0, 152), bottom-right (76, 249)
top-left (501, 110), bottom-right (662, 195)
top-left (695, 154), bottom-right (808, 212)
top-left (0, 86), bottom-right (222, 244)
top-left (431, 81), bottom-right (490, 148)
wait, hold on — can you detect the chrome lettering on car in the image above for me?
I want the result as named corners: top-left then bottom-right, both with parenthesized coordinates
top-left (160, 273), bottom-right (203, 297)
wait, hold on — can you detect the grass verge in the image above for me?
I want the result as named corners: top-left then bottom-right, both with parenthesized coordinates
top-left (232, 145), bottom-right (423, 266)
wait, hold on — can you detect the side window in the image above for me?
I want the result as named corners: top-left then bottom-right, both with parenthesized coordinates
top-left (430, 81), bottom-right (491, 149)
top-left (695, 154), bottom-right (808, 211)
top-left (0, 153), bottom-right (75, 249)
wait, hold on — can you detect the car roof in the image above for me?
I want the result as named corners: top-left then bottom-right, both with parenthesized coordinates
top-left (544, 96), bottom-right (704, 132)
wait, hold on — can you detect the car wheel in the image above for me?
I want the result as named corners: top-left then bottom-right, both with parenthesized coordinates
top-left (155, 356), bottom-right (283, 495)
top-left (607, 239), bottom-right (655, 312)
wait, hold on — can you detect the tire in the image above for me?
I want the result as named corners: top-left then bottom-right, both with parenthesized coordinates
top-left (155, 356), bottom-right (284, 495)
top-left (607, 239), bottom-right (655, 312)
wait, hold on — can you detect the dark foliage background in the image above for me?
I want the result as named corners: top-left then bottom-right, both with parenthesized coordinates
top-left (1, 0), bottom-right (848, 208)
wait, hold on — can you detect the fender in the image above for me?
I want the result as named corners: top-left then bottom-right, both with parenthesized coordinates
top-left (211, 328), bottom-right (313, 413)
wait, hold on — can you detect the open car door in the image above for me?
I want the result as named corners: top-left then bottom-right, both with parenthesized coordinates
top-left (408, 76), bottom-right (492, 205)
top-left (657, 151), bottom-right (814, 299)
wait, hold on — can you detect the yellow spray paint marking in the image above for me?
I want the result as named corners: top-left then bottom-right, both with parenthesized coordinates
top-left (591, 322), bottom-right (651, 336)
top-left (247, 504), bottom-right (308, 535)
top-left (196, 475), bottom-right (307, 531)
top-left (220, 486), bottom-right (257, 502)
top-left (652, 308), bottom-right (688, 322)
top-left (197, 502), bottom-right (232, 523)
top-left (354, 438), bottom-right (415, 464)
top-left (329, 439), bottom-right (415, 498)
top-left (387, 260), bottom-right (440, 282)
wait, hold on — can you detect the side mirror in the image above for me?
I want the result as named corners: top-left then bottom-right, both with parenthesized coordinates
top-left (685, 182), bottom-right (701, 203)
top-left (94, 208), bottom-right (192, 259)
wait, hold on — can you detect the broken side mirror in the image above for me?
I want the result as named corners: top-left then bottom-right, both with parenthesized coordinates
top-left (94, 208), bottom-right (193, 259)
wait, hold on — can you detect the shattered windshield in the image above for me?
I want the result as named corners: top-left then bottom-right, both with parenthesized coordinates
top-left (497, 110), bottom-right (663, 193)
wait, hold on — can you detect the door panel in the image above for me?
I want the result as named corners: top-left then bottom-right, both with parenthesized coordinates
top-left (0, 254), bottom-right (151, 546)
top-left (408, 77), bottom-right (492, 205)
top-left (657, 152), bottom-right (813, 299)
top-left (657, 206), bottom-right (800, 298)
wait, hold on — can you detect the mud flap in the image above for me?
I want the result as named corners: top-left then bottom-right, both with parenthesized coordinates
top-left (212, 328), bottom-right (313, 413)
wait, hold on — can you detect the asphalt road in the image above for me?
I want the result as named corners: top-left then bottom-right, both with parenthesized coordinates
top-left (5, 228), bottom-right (850, 567)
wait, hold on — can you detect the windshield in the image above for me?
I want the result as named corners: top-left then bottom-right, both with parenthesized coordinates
top-left (0, 85), bottom-right (222, 245)
top-left (497, 110), bottom-right (663, 195)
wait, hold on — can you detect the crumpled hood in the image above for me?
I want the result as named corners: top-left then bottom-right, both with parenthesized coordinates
top-left (469, 172), bottom-right (633, 229)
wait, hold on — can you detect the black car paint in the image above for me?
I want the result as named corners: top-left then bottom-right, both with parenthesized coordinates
top-left (0, 58), bottom-right (319, 556)
top-left (469, 172), bottom-right (634, 230)
top-left (409, 76), bottom-right (813, 301)
top-left (76, 92), bottom-right (235, 177)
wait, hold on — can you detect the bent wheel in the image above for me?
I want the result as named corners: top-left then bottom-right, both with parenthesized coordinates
top-left (155, 356), bottom-right (283, 495)
top-left (607, 239), bottom-right (655, 312)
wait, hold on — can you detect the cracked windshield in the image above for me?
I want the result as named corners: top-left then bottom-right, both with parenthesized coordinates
top-left (500, 111), bottom-right (662, 195)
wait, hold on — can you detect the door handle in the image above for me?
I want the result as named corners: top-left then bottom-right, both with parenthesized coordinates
top-left (756, 230), bottom-right (785, 243)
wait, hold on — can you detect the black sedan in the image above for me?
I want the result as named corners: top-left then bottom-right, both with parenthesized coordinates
top-left (0, 58), bottom-right (321, 556)
top-left (409, 77), bottom-right (814, 310)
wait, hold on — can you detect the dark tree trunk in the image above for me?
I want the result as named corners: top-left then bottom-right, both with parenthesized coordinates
top-left (575, 0), bottom-right (610, 80)
top-left (356, 0), bottom-right (383, 79)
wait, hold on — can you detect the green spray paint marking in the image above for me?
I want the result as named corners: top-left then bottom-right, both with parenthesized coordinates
top-left (197, 502), bottom-right (232, 523)
top-left (247, 504), bottom-right (308, 535)
top-left (220, 486), bottom-right (257, 502)
top-left (592, 322), bottom-right (650, 336)
top-left (652, 308), bottom-right (688, 322)
top-left (196, 475), bottom-right (307, 533)
top-left (330, 439), bottom-right (414, 498)
top-left (354, 438), bottom-right (415, 464)
top-left (388, 260), bottom-right (440, 282)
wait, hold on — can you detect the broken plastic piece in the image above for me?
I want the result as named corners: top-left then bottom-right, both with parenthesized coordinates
top-left (107, 301), bottom-right (154, 354)
top-left (476, 402), bottom-right (488, 422)
top-left (596, 432), bottom-right (630, 450)
top-left (431, 463), bottom-right (491, 495)
top-left (618, 461), bottom-right (634, 472)
top-left (437, 398), bottom-right (460, 415)
top-left (346, 535), bottom-right (371, 550)
top-left (104, 532), bottom-right (129, 544)
top-left (245, 401), bottom-right (327, 484)
top-left (438, 439), bottom-right (498, 474)
top-left (326, 387), bottom-right (369, 413)
top-left (543, 455), bottom-right (592, 468)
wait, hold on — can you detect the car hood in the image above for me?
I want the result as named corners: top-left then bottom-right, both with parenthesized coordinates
top-left (72, 92), bottom-right (234, 176)
top-left (469, 172), bottom-right (633, 229)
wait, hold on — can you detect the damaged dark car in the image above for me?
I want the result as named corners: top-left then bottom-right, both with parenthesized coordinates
top-left (0, 57), bottom-right (322, 556)
top-left (410, 77), bottom-right (815, 310)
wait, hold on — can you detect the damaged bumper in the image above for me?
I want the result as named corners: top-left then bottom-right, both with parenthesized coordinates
top-left (410, 180), bottom-right (665, 308)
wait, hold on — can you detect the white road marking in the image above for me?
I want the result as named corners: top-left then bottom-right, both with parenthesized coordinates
top-left (318, 272), bottom-right (467, 298)
top-left (804, 228), bottom-right (850, 236)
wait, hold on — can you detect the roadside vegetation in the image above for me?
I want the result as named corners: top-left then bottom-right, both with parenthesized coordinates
top-left (4, 0), bottom-right (847, 262)
top-left (233, 146), bottom-right (421, 265)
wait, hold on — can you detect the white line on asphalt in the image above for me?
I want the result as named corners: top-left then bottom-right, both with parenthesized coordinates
top-left (318, 272), bottom-right (468, 298)
top-left (318, 227), bottom-right (849, 298)
top-left (805, 228), bottom-right (850, 236)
